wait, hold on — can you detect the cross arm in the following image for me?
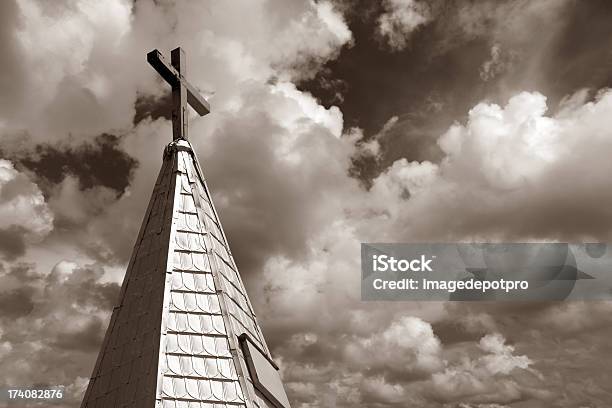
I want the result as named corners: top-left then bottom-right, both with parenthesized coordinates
top-left (185, 81), bottom-right (210, 116)
top-left (147, 49), bottom-right (211, 116)
top-left (147, 49), bottom-right (177, 86)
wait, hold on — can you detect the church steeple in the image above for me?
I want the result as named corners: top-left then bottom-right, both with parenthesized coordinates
top-left (81, 49), bottom-right (290, 408)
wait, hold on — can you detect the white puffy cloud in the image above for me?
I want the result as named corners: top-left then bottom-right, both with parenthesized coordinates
top-left (477, 333), bottom-right (532, 375)
top-left (345, 316), bottom-right (443, 377)
top-left (438, 91), bottom-right (558, 189)
top-left (378, 0), bottom-right (430, 51)
top-left (369, 89), bottom-right (612, 242)
top-left (271, 1), bottom-right (353, 79)
top-left (430, 333), bottom-right (541, 404)
top-left (0, 159), bottom-right (53, 239)
top-left (270, 82), bottom-right (344, 138)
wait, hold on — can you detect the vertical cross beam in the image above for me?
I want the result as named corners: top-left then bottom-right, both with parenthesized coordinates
top-left (171, 47), bottom-right (188, 140)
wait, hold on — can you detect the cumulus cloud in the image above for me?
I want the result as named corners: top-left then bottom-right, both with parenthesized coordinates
top-left (277, 310), bottom-right (541, 407)
top-left (0, 159), bottom-right (53, 240)
top-left (430, 333), bottom-right (538, 404)
top-left (272, 1), bottom-right (353, 79)
top-left (345, 316), bottom-right (443, 378)
top-left (6, 0), bottom-right (135, 143)
top-left (369, 90), bottom-right (612, 241)
top-left (377, 0), bottom-right (430, 51)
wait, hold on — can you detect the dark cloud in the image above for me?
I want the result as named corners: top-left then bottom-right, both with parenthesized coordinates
top-left (8, 134), bottom-right (137, 196)
top-left (133, 91), bottom-right (172, 125)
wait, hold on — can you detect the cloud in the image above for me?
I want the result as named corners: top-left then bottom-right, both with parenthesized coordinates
top-left (0, 261), bottom-right (119, 406)
top-left (434, 299), bottom-right (612, 406)
top-left (277, 310), bottom-right (542, 407)
top-left (6, 0), bottom-right (134, 143)
top-left (478, 333), bottom-right (532, 375)
top-left (47, 176), bottom-right (117, 227)
top-left (430, 0), bottom-right (574, 90)
top-left (480, 44), bottom-right (501, 81)
top-left (345, 316), bottom-right (443, 379)
top-left (370, 90), bottom-right (612, 242)
top-left (0, 159), bottom-right (53, 244)
top-left (429, 333), bottom-right (541, 404)
top-left (377, 0), bottom-right (430, 51)
top-left (13, 133), bottom-right (138, 197)
top-left (272, 1), bottom-right (353, 79)
top-left (354, 115), bottom-right (399, 159)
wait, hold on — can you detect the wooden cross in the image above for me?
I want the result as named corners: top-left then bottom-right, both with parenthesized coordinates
top-left (147, 47), bottom-right (210, 140)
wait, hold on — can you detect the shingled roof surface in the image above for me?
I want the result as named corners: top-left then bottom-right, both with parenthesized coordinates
top-left (81, 139), bottom-right (281, 408)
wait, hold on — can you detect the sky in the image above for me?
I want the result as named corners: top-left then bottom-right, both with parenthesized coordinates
top-left (0, 0), bottom-right (612, 407)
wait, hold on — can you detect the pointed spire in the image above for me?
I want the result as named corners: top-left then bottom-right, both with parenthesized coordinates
top-left (81, 139), bottom-right (290, 408)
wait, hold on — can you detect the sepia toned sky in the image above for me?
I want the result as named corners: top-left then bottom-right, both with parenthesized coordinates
top-left (1, 0), bottom-right (612, 407)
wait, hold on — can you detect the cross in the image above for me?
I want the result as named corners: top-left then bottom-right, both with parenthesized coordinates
top-left (147, 47), bottom-right (210, 140)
